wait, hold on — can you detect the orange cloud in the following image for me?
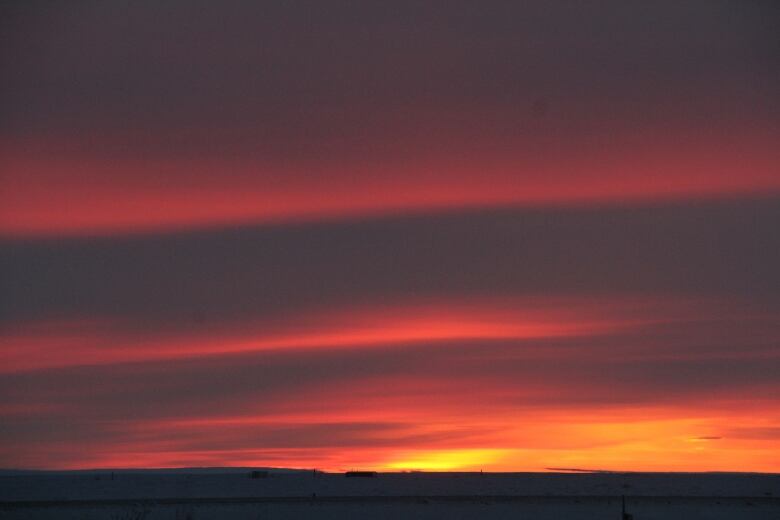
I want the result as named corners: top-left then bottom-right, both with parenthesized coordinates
top-left (2, 129), bottom-right (778, 237)
top-left (1, 295), bottom-right (778, 472)
top-left (0, 295), bottom-right (725, 372)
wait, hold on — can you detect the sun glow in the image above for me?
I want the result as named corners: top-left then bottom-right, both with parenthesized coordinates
top-left (385, 449), bottom-right (509, 471)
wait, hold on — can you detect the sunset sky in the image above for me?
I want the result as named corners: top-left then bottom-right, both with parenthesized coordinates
top-left (1, 1), bottom-right (779, 472)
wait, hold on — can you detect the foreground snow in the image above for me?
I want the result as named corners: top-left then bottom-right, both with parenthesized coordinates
top-left (1, 470), bottom-right (777, 519)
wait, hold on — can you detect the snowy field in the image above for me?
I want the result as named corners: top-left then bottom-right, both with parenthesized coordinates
top-left (1, 470), bottom-right (778, 519)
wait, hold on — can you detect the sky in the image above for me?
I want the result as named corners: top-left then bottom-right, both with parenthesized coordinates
top-left (1, 1), bottom-right (779, 472)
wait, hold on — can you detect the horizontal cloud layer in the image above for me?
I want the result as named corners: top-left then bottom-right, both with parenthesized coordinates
top-left (1, 1), bottom-right (778, 235)
top-left (1, 1), bottom-right (778, 472)
top-left (2, 200), bottom-right (779, 471)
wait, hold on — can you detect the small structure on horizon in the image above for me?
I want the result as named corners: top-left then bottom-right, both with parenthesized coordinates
top-left (249, 470), bottom-right (269, 479)
top-left (345, 471), bottom-right (378, 478)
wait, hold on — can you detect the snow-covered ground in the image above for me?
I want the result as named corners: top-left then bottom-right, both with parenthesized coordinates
top-left (1, 470), bottom-right (778, 519)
